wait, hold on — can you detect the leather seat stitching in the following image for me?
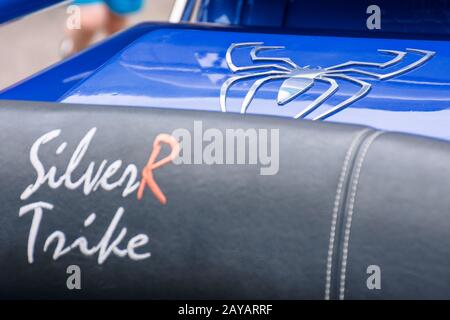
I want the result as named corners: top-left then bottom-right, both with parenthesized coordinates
top-left (324, 128), bottom-right (371, 300)
top-left (339, 131), bottom-right (384, 300)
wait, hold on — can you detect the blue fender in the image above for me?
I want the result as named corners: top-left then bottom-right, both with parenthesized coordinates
top-left (0, 0), bottom-right (65, 24)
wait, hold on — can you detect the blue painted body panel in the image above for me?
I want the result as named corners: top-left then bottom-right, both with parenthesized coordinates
top-left (196, 0), bottom-right (450, 36)
top-left (1, 24), bottom-right (450, 140)
top-left (0, 0), bottom-right (64, 24)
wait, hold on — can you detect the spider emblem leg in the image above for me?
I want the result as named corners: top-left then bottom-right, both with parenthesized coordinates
top-left (240, 74), bottom-right (291, 114)
top-left (313, 74), bottom-right (371, 120)
top-left (220, 71), bottom-right (289, 112)
top-left (221, 42), bottom-right (297, 112)
top-left (293, 76), bottom-right (339, 119)
top-left (326, 48), bottom-right (435, 80)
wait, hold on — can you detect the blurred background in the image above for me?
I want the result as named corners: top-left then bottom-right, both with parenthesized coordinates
top-left (0, 0), bottom-right (174, 90)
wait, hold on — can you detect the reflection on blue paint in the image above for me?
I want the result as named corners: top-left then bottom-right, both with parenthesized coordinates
top-left (1, 25), bottom-right (450, 140)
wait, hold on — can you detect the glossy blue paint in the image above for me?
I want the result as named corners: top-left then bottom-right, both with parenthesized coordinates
top-left (1, 24), bottom-right (450, 140)
top-left (0, 0), bottom-right (65, 24)
top-left (197, 0), bottom-right (287, 26)
top-left (194, 0), bottom-right (450, 36)
top-left (181, 0), bottom-right (198, 21)
top-left (56, 27), bottom-right (450, 140)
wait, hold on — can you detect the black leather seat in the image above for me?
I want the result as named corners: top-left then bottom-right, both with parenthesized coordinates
top-left (0, 100), bottom-right (449, 299)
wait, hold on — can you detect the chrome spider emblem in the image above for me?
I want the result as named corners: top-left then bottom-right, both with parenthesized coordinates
top-left (220, 42), bottom-right (435, 120)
